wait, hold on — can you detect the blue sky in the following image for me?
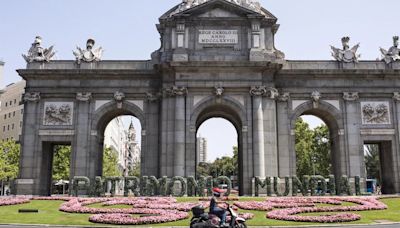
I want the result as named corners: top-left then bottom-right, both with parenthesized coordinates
top-left (1, 0), bottom-right (399, 161)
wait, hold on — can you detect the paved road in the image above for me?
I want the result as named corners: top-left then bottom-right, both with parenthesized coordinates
top-left (0, 224), bottom-right (399, 228)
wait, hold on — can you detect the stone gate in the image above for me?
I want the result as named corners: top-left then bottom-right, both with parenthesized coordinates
top-left (16, 0), bottom-right (400, 195)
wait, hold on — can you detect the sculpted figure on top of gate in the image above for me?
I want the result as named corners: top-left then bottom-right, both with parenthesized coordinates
top-left (380, 36), bottom-right (400, 64)
top-left (22, 36), bottom-right (56, 63)
top-left (73, 39), bottom-right (103, 64)
top-left (331, 37), bottom-right (360, 63)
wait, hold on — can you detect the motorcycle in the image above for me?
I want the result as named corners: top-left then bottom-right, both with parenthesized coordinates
top-left (190, 203), bottom-right (247, 228)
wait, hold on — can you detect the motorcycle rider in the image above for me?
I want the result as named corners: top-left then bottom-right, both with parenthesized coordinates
top-left (210, 187), bottom-right (228, 227)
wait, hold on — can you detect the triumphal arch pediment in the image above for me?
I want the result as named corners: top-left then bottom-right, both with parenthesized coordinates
top-left (16, 0), bottom-right (400, 196)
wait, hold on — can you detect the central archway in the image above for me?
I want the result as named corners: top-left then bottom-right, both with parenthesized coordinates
top-left (189, 97), bottom-right (248, 195)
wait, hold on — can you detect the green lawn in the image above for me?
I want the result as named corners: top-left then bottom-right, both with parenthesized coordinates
top-left (0, 198), bottom-right (398, 227)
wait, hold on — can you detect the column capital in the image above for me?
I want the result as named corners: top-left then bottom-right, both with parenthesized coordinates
top-left (393, 92), bottom-right (400, 102)
top-left (76, 92), bottom-right (92, 102)
top-left (278, 92), bottom-right (290, 102)
top-left (23, 92), bottom-right (41, 102)
top-left (343, 92), bottom-right (359, 101)
top-left (146, 92), bottom-right (162, 102)
top-left (250, 86), bottom-right (266, 96)
top-left (163, 86), bottom-right (188, 97)
top-left (250, 86), bottom-right (279, 99)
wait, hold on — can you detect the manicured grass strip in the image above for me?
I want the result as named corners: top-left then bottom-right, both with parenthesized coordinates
top-left (0, 198), bottom-right (399, 226)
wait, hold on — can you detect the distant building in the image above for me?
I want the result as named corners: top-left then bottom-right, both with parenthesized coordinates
top-left (197, 137), bottom-right (208, 163)
top-left (104, 116), bottom-right (127, 174)
top-left (0, 80), bottom-right (25, 142)
top-left (125, 122), bottom-right (141, 175)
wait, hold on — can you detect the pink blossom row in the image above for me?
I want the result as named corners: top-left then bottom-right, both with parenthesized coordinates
top-left (234, 196), bottom-right (388, 223)
top-left (0, 197), bottom-right (30, 206)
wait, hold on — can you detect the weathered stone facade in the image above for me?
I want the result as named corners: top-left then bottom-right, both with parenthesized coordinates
top-left (16, 0), bottom-right (400, 195)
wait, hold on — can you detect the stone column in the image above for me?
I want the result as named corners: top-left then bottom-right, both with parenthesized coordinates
top-left (263, 88), bottom-right (280, 177)
top-left (343, 92), bottom-right (363, 177)
top-left (276, 93), bottom-right (291, 176)
top-left (72, 93), bottom-right (92, 180)
top-left (16, 92), bottom-right (41, 195)
top-left (250, 86), bottom-right (266, 177)
top-left (165, 86), bottom-right (187, 177)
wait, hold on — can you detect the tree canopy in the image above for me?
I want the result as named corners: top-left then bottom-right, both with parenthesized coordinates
top-left (103, 147), bottom-right (122, 177)
top-left (52, 145), bottom-right (71, 181)
top-left (0, 140), bottom-right (20, 180)
top-left (197, 146), bottom-right (238, 178)
top-left (295, 118), bottom-right (331, 177)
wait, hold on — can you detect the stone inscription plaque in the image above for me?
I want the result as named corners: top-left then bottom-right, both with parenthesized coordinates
top-left (199, 30), bottom-right (238, 44)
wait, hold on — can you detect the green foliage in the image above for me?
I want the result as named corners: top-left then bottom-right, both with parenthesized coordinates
top-left (71, 176), bottom-right (90, 197)
top-left (197, 146), bottom-right (238, 178)
top-left (102, 147), bottom-right (121, 177)
top-left (328, 175), bottom-right (336, 196)
top-left (124, 176), bottom-right (140, 196)
top-left (215, 176), bottom-right (232, 196)
top-left (295, 118), bottom-right (331, 177)
top-left (273, 176), bottom-right (290, 196)
top-left (255, 177), bottom-right (272, 196)
top-left (338, 175), bottom-right (351, 196)
top-left (310, 175), bottom-right (327, 196)
top-left (312, 125), bottom-right (331, 177)
top-left (147, 176), bottom-right (160, 196)
top-left (0, 140), bottom-right (20, 180)
top-left (167, 176), bottom-right (187, 197)
top-left (128, 160), bottom-right (141, 177)
top-left (52, 145), bottom-right (71, 181)
top-left (355, 176), bottom-right (361, 195)
top-left (292, 176), bottom-right (309, 196)
top-left (187, 176), bottom-right (206, 197)
top-left (91, 176), bottom-right (105, 197)
top-left (364, 144), bottom-right (381, 184)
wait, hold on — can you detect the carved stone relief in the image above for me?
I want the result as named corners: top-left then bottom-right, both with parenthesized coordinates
top-left (361, 102), bottom-right (391, 125)
top-left (43, 102), bottom-right (74, 126)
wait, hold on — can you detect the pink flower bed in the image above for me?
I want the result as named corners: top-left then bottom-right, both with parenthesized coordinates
top-left (0, 197), bottom-right (30, 206)
top-left (234, 196), bottom-right (388, 223)
top-left (1, 196), bottom-right (391, 224)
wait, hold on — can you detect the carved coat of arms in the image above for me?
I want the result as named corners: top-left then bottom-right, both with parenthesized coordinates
top-left (44, 102), bottom-right (74, 126)
top-left (361, 102), bottom-right (390, 125)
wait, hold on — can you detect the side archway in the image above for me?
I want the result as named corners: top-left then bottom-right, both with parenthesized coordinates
top-left (289, 101), bottom-right (346, 179)
top-left (89, 101), bottom-right (146, 178)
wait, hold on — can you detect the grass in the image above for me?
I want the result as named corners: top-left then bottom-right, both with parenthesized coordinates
top-left (0, 198), bottom-right (399, 227)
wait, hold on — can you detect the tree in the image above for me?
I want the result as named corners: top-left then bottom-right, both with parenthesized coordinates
top-left (198, 146), bottom-right (238, 178)
top-left (364, 144), bottom-right (381, 184)
top-left (128, 160), bottom-right (141, 177)
top-left (312, 125), bottom-right (331, 176)
top-left (103, 147), bottom-right (121, 177)
top-left (295, 119), bottom-right (314, 177)
top-left (295, 118), bottom-right (332, 177)
top-left (52, 145), bottom-right (71, 181)
top-left (0, 140), bottom-right (20, 180)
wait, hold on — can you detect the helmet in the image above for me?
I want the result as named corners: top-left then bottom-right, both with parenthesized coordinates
top-left (212, 187), bottom-right (224, 196)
